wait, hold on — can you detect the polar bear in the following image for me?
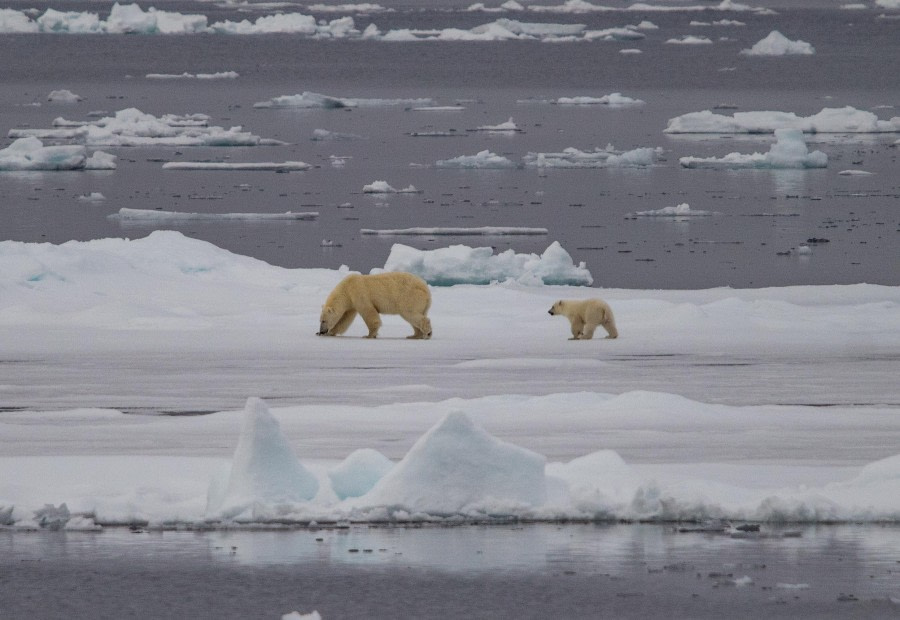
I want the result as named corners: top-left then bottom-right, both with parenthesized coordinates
top-left (548, 298), bottom-right (618, 340)
top-left (318, 272), bottom-right (432, 339)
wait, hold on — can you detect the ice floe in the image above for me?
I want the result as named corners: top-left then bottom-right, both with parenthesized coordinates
top-left (555, 93), bottom-right (644, 106)
top-left (630, 203), bottom-right (713, 217)
top-left (666, 35), bottom-right (713, 44)
top-left (362, 181), bottom-right (420, 193)
top-left (361, 227), bottom-right (549, 237)
top-left (665, 106), bottom-right (900, 133)
top-left (435, 150), bottom-right (518, 169)
top-left (523, 145), bottom-right (662, 168)
top-left (146, 71), bottom-right (239, 80)
top-left (162, 161), bottom-right (311, 171)
top-left (77, 192), bottom-right (107, 202)
top-left (679, 128), bottom-right (828, 169)
top-left (473, 117), bottom-right (522, 132)
top-left (9, 108), bottom-right (277, 147)
top-left (47, 89), bottom-right (82, 103)
top-left (526, 0), bottom-right (773, 13)
top-left (0, 137), bottom-right (115, 171)
top-left (254, 91), bottom-right (433, 109)
top-left (838, 169), bottom-right (874, 176)
top-left (116, 208), bottom-right (319, 221)
top-left (377, 241), bottom-right (593, 286)
top-left (740, 30), bottom-right (815, 56)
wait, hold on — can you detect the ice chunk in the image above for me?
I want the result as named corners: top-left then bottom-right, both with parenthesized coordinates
top-left (0, 8), bottom-right (40, 32)
top-left (206, 398), bottom-right (319, 519)
top-left (328, 449), bottom-right (394, 499)
top-left (162, 161), bottom-right (311, 171)
top-left (363, 227), bottom-right (548, 237)
top-left (85, 150), bottom-right (117, 170)
top-left (282, 612), bottom-right (322, 620)
top-left (741, 30), bottom-right (814, 56)
top-left (0, 137), bottom-right (87, 171)
top-left (47, 89), bottom-right (83, 103)
top-left (665, 106), bottom-right (900, 134)
top-left (254, 91), bottom-right (433, 109)
top-left (379, 241), bottom-right (593, 286)
top-left (77, 192), bottom-right (107, 202)
top-left (666, 35), bottom-right (713, 44)
top-left (679, 128), bottom-right (828, 169)
top-left (33, 503), bottom-right (70, 529)
top-left (146, 71), bottom-right (239, 80)
top-left (474, 117), bottom-right (521, 132)
top-left (116, 208), bottom-right (318, 221)
top-left (435, 150), bottom-right (518, 168)
top-left (362, 180), bottom-right (420, 193)
top-left (105, 3), bottom-right (208, 34)
top-left (631, 203), bottom-right (714, 217)
top-left (554, 93), bottom-right (644, 106)
top-left (524, 145), bottom-right (661, 168)
top-left (357, 411), bottom-right (546, 516)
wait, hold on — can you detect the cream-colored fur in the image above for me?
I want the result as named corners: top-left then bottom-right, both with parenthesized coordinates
top-left (548, 298), bottom-right (618, 340)
top-left (318, 272), bottom-right (432, 339)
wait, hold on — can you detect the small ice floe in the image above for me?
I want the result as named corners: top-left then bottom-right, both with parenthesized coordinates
top-left (412, 105), bottom-right (466, 111)
top-left (162, 161), bottom-right (311, 171)
top-left (435, 150), bottom-right (518, 168)
top-left (282, 611), bottom-right (321, 620)
top-left (145, 71), bottom-right (239, 80)
top-left (0, 137), bottom-right (115, 171)
top-left (775, 583), bottom-right (811, 590)
top-left (666, 35), bottom-right (713, 45)
top-left (320, 239), bottom-right (341, 247)
top-left (630, 203), bottom-right (713, 217)
top-left (47, 89), bottom-right (82, 103)
top-left (666, 105), bottom-right (900, 133)
top-left (33, 503), bottom-right (70, 529)
top-left (583, 26), bottom-right (645, 41)
top-left (254, 91), bottom-right (434, 109)
top-left (362, 226), bottom-right (548, 236)
top-left (362, 180), bottom-right (420, 193)
top-left (77, 192), bottom-right (107, 202)
top-left (472, 117), bottom-right (522, 132)
top-left (311, 128), bottom-right (363, 141)
top-left (381, 18), bottom-right (588, 42)
top-left (329, 155), bottom-right (350, 167)
top-left (619, 48), bottom-right (642, 54)
top-left (524, 145), bottom-right (661, 168)
top-left (379, 240), bottom-right (592, 286)
top-left (679, 128), bottom-right (827, 169)
top-left (838, 169), bottom-right (874, 176)
top-left (554, 93), bottom-right (645, 106)
top-left (408, 130), bottom-right (464, 137)
top-left (116, 208), bottom-right (318, 221)
top-left (741, 30), bottom-right (815, 56)
top-left (306, 2), bottom-right (388, 12)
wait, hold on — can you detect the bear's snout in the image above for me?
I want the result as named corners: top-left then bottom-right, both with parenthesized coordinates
top-left (318, 321), bottom-right (329, 335)
top-left (548, 309), bottom-right (555, 315)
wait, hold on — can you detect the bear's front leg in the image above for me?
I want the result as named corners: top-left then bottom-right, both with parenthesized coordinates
top-left (569, 317), bottom-right (584, 340)
top-left (359, 306), bottom-right (382, 338)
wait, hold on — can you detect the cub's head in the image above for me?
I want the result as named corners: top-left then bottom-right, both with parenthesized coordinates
top-left (318, 305), bottom-right (338, 336)
top-left (548, 300), bottom-right (565, 316)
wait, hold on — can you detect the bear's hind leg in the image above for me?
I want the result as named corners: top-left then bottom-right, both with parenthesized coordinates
top-left (402, 312), bottom-right (432, 339)
top-left (581, 323), bottom-right (597, 340)
top-left (602, 317), bottom-right (618, 339)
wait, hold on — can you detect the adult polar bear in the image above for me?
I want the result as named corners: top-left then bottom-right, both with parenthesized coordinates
top-left (549, 298), bottom-right (618, 340)
top-left (318, 272), bottom-right (432, 339)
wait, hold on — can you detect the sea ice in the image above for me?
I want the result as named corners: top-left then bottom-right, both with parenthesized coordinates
top-left (77, 192), bottom-right (107, 202)
top-left (47, 89), bottom-right (82, 103)
top-left (741, 30), bottom-right (815, 56)
top-left (378, 241), bottom-right (593, 286)
top-left (206, 398), bottom-right (319, 520)
top-left (362, 181), bottom-right (420, 193)
top-left (162, 161), bottom-right (311, 171)
top-left (116, 208), bottom-right (318, 221)
top-left (679, 128), bottom-right (828, 169)
top-left (473, 117), bottom-right (521, 132)
top-left (554, 93), bottom-right (644, 106)
top-left (362, 227), bottom-right (549, 237)
top-left (0, 137), bottom-right (114, 171)
top-left (435, 150), bottom-right (518, 168)
top-left (254, 91), bottom-right (433, 109)
top-left (523, 145), bottom-right (661, 168)
top-left (351, 411), bottom-right (547, 517)
top-left (665, 106), bottom-right (900, 133)
top-left (666, 35), bottom-right (713, 44)
top-left (328, 449), bottom-right (394, 499)
top-left (146, 71), bottom-right (239, 80)
top-left (631, 203), bottom-right (713, 217)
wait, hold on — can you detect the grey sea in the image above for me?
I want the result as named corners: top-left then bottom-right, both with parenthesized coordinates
top-left (1, 0), bottom-right (899, 618)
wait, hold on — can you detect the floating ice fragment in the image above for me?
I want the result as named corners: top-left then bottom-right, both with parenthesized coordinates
top-left (162, 161), bottom-right (311, 171)
top-left (364, 227), bottom-right (549, 237)
top-left (631, 203), bottom-right (713, 217)
top-left (0, 137), bottom-right (114, 171)
top-left (554, 93), bottom-right (644, 106)
top-left (362, 180), bottom-right (420, 193)
top-left (741, 30), bottom-right (814, 56)
top-left (435, 150), bottom-right (518, 168)
top-left (524, 145), bottom-right (661, 168)
top-left (666, 35), bottom-right (713, 44)
top-left (679, 128), bottom-right (827, 169)
top-left (33, 503), bottom-right (70, 529)
top-left (473, 117), bottom-right (522, 132)
top-left (255, 91), bottom-right (434, 109)
top-left (77, 192), bottom-right (107, 202)
top-left (116, 208), bottom-right (318, 221)
top-left (379, 240), bottom-right (593, 286)
top-left (146, 71), bottom-right (239, 80)
top-left (838, 169), bottom-right (873, 176)
top-left (47, 89), bottom-right (82, 103)
top-left (666, 106), bottom-right (900, 134)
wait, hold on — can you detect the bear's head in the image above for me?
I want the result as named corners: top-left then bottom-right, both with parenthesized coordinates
top-left (548, 300), bottom-right (565, 316)
top-left (318, 305), bottom-right (339, 335)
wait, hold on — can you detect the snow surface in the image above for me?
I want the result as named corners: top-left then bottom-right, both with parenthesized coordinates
top-left (362, 181), bottom-right (420, 193)
top-left (679, 128), bottom-right (828, 169)
top-left (0, 137), bottom-right (115, 171)
top-left (1, 232), bottom-right (900, 526)
top-left (116, 208), bottom-right (318, 221)
top-left (665, 106), bottom-right (900, 134)
top-left (741, 30), bottom-right (815, 56)
top-left (435, 150), bottom-right (519, 169)
top-left (378, 241), bottom-right (593, 286)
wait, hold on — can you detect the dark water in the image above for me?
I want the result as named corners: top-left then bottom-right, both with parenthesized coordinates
top-left (2, 524), bottom-right (900, 619)
top-left (1, 4), bottom-right (898, 288)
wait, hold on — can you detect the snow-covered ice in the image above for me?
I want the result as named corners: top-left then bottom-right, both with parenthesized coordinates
top-left (435, 150), bottom-right (518, 169)
top-left (0, 137), bottom-right (115, 171)
top-left (0, 233), bottom-right (899, 526)
top-left (378, 241), bottom-right (593, 286)
top-left (741, 30), bottom-right (815, 56)
top-left (679, 128), bottom-right (828, 169)
top-left (665, 106), bottom-right (900, 133)
top-left (524, 145), bottom-right (661, 168)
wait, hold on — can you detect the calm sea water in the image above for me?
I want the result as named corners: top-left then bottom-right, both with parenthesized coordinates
top-left (1, 2), bottom-right (898, 288)
top-left (3, 523), bottom-right (900, 619)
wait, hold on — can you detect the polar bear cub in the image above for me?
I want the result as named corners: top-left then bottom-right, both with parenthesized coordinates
top-left (318, 272), bottom-right (432, 339)
top-left (549, 298), bottom-right (618, 340)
